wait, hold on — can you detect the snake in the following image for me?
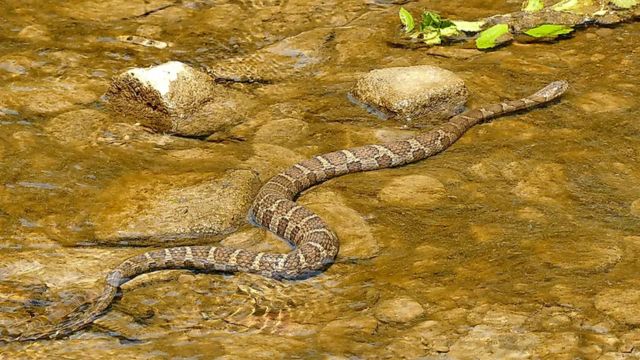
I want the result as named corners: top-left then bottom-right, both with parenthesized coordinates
top-left (1, 80), bottom-right (568, 342)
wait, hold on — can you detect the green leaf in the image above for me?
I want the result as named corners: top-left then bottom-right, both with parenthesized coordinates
top-left (522, 0), bottom-right (545, 12)
top-left (440, 25), bottom-right (460, 37)
top-left (451, 20), bottom-right (485, 32)
top-left (524, 24), bottom-right (574, 37)
top-left (421, 11), bottom-right (441, 29)
top-left (476, 23), bottom-right (510, 49)
top-left (610, 0), bottom-right (638, 8)
top-left (399, 7), bottom-right (415, 33)
top-left (423, 31), bottom-right (442, 45)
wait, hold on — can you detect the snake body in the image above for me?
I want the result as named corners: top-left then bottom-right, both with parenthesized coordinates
top-left (2, 80), bottom-right (568, 341)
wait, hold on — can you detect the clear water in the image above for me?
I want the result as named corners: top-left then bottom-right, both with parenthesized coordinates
top-left (0, 0), bottom-right (639, 358)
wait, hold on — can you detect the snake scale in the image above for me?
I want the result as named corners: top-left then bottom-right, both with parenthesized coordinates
top-left (1, 80), bottom-right (568, 342)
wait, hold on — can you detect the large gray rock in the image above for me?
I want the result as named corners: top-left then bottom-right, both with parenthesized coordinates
top-left (351, 65), bottom-right (468, 126)
top-left (106, 61), bottom-right (248, 137)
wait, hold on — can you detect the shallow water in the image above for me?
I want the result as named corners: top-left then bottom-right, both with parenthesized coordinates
top-left (1, 0), bottom-right (639, 359)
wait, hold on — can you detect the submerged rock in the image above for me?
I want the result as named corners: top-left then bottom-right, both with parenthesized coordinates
top-left (374, 296), bottom-right (425, 324)
top-left (631, 199), bottom-right (640, 217)
top-left (91, 169), bottom-right (261, 245)
top-left (351, 65), bottom-right (468, 126)
top-left (44, 108), bottom-right (182, 148)
top-left (377, 174), bottom-right (446, 207)
top-left (253, 118), bottom-right (310, 146)
top-left (206, 27), bottom-right (334, 83)
top-left (317, 315), bottom-right (379, 354)
top-left (44, 109), bottom-right (110, 145)
top-left (595, 287), bottom-right (640, 326)
top-left (17, 25), bottom-right (51, 41)
top-left (106, 61), bottom-right (248, 137)
top-left (299, 190), bottom-right (380, 260)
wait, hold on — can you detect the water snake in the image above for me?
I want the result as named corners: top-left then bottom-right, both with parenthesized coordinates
top-left (1, 80), bottom-right (569, 341)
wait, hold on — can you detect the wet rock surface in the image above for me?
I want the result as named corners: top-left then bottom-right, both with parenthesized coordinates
top-left (44, 109), bottom-right (112, 145)
top-left (1, 0), bottom-right (640, 359)
top-left (253, 118), bottom-right (310, 146)
top-left (317, 315), bottom-right (379, 354)
top-left (631, 199), bottom-right (640, 217)
top-left (351, 65), bottom-right (468, 125)
top-left (91, 170), bottom-right (261, 245)
top-left (374, 296), bottom-right (425, 324)
top-left (300, 190), bottom-right (380, 260)
top-left (377, 174), bottom-right (446, 207)
top-left (595, 287), bottom-right (640, 326)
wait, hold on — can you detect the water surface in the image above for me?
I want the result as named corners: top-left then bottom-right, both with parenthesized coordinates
top-left (0, 0), bottom-right (639, 359)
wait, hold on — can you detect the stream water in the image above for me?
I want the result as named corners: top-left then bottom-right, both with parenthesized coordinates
top-left (0, 0), bottom-right (639, 359)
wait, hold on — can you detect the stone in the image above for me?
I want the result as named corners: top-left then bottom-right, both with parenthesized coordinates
top-left (17, 25), bottom-right (51, 41)
top-left (0, 60), bottom-right (27, 75)
top-left (44, 109), bottom-right (181, 148)
top-left (106, 61), bottom-right (248, 137)
top-left (619, 329), bottom-right (640, 353)
top-left (44, 109), bottom-right (110, 145)
top-left (207, 27), bottom-right (334, 83)
top-left (595, 288), bottom-right (640, 325)
top-left (598, 353), bottom-right (636, 360)
top-left (222, 228), bottom-right (291, 254)
top-left (299, 190), bottom-right (380, 260)
top-left (321, 316), bottom-right (378, 338)
top-left (377, 174), bottom-right (446, 207)
top-left (91, 170), bottom-right (261, 245)
top-left (374, 296), bottom-right (425, 324)
top-left (0, 248), bottom-right (135, 319)
top-left (253, 118), bottom-right (310, 146)
top-left (540, 332), bottom-right (580, 357)
top-left (409, 320), bottom-right (452, 353)
top-left (0, 80), bottom-right (97, 114)
top-left (373, 128), bottom-right (416, 143)
top-left (412, 244), bottom-right (447, 269)
top-left (631, 199), bottom-right (640, 217)
top-left (535, 240), bottom-right (622, 272)
top-left (383, 338), bottom-right (428, 358)
top-left (449, 324), bottom-right (540, 359)
top-left (245, 143), bottom-right (305, 181)
top-left (575, 91), bottom-right (633, 113)
top-left (54, 0), bottom-right (176, 21)
top-left (517, 207), bottom-right (546, 222)
top-left (469, 224), bottom-right (505, 243)
top-left (351, 65), bottom-right (468, 125)
top-left (511, 162), bottom-right (570, 204)
top-left (595, 28), bottom-right (615, 37)
top-left (136, 24), bottom-right (163, 38)
top-left (317, 315), bottom-right (378, 354)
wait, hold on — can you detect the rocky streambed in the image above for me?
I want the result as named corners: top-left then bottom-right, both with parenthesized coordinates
top-left (0, 0), bottom-right (639, 359)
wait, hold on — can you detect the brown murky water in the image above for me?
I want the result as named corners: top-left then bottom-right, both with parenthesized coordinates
top-left (1, 0), bottom-right (639, 359)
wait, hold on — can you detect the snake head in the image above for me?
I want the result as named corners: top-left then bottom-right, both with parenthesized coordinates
top-left (533, 80), bottom-right (569, 101)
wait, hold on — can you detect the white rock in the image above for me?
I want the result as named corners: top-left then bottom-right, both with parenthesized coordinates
top-left (126, 61), bottom-right (184, 96)
top-left (106, 61), bottom-right (248, 137)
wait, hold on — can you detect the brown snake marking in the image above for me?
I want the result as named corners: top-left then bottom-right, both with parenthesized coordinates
top-left (0, 80), bottom-right (568, 341)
